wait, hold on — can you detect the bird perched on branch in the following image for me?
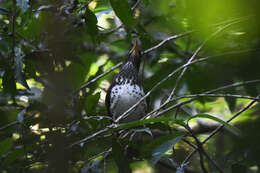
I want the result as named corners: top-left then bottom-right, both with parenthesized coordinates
top-left (105, 41), bottom-right (147, 123)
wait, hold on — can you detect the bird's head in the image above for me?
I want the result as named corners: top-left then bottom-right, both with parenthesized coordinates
top-left (126, 41), bottom-right (142, 69)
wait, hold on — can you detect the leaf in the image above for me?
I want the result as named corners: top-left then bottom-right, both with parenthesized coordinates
top-left (3, 147), bottom-right (25, 166)
top-left (109, 0), bottom-right (135, 28)
top-left (2, 69), bottom-right (16, 96)
top-left (0, 138), bottom-right (13, 157)
top-left (112, 138), bottom-right (131, 173)
top-left (16, 0), bottom-right (30, 14)
top-left (65, 53), bottom-right (96, 90)
top-left (85, 8), bottom-right (99, 42)
top-left (115, 116), bottom-right (185, 131)
top-left (84, 92), bottom-right (100, 114)
top-left (141, 132), bottom-right (184, 165)
top-left (0, 6), bottom-right (9, 15)
top-left (187, 114), bottom-right (241, 135)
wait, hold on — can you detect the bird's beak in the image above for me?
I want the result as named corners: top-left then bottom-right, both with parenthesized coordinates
top-left (129, 41), bottom-right (140, 56)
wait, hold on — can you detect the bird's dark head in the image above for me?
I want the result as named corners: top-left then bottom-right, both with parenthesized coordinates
top-left (126, 41), bottom-right (142, 70)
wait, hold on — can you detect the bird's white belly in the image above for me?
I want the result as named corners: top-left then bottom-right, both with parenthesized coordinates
top-left (110, 84), bottom-right (146, 122)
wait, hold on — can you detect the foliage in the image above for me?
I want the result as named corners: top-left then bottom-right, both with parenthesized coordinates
top-left (0, 0), bottom-right (260, 173)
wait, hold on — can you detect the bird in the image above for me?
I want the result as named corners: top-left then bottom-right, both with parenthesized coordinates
top-left (105, 41), bottom-right (147, 123)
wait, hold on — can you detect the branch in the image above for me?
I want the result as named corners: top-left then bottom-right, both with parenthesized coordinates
top-left (177, 93), bottom-right (260, 101)
top-left (73, 62), bottom-right (122, 94)
top-left (142, 31), bottom-right (193, 55)
top-left (186, 125), bottom-right (208, 173)
top-left (182, 95), bottom-right (260, 164)
top-left (150, 79), bottom-right (260, 119)
top-left (0, 113), bottom-right (36, 132)
top-left (11, 0), bottom-right (16, 64)
top-left (158, 18), bottom-right (250, 116)
top-left (68, 126), bottom-right (113, 148)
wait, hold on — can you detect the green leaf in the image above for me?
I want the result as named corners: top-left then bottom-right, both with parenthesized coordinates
top-left (112, 138), bottom-right (131, 173)
top-left (93, 5), bottom-right (112, 14)
top-left (3, 147), bottom-right (25, 166)
top-left (187, 114), bottom-right (241, 135)
top-left (0, 138), bottom-right (13, 157)
top-left (65, 53), bottom-right (96, 90)
top-left (85, 8), bottom-right (99, 42)
top-left (0, 6), bottom-right (9, 15)
top-left (3, 69), bottom-right (16, 96)
top-left (84, 92), bottom-right (101, 114)
top-left (141, 132), bottom-right (184, 165)
top-left (109, 0), bottom-right (135, 28)
top-left (115, 116), bottom-right (185, 131)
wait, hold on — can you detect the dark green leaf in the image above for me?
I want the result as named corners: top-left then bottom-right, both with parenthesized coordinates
top-left (187, 114), bottom-right (241, 135)
top-left (109, 0), bottom-right (135, 28)
top-left (3, 70), bottom-right (16, 96)
top-left (85, 8), bottom-right (99, 42)
top-left (3, 147), bottom-right (25, 166)
top-left (84, 92), bottom-right (101, 114)
top-left (65, 53), bottom-right (96, 90)
top-left (141, 132), bottom-right (184, 165)
top-left (112, 138), bottom-right (131, 173)
top-left (0, 138), bottom-right (13, 157)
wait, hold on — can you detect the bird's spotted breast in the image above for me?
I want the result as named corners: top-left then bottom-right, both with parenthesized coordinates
top-left (110, 83), bottom-right (146, 122)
